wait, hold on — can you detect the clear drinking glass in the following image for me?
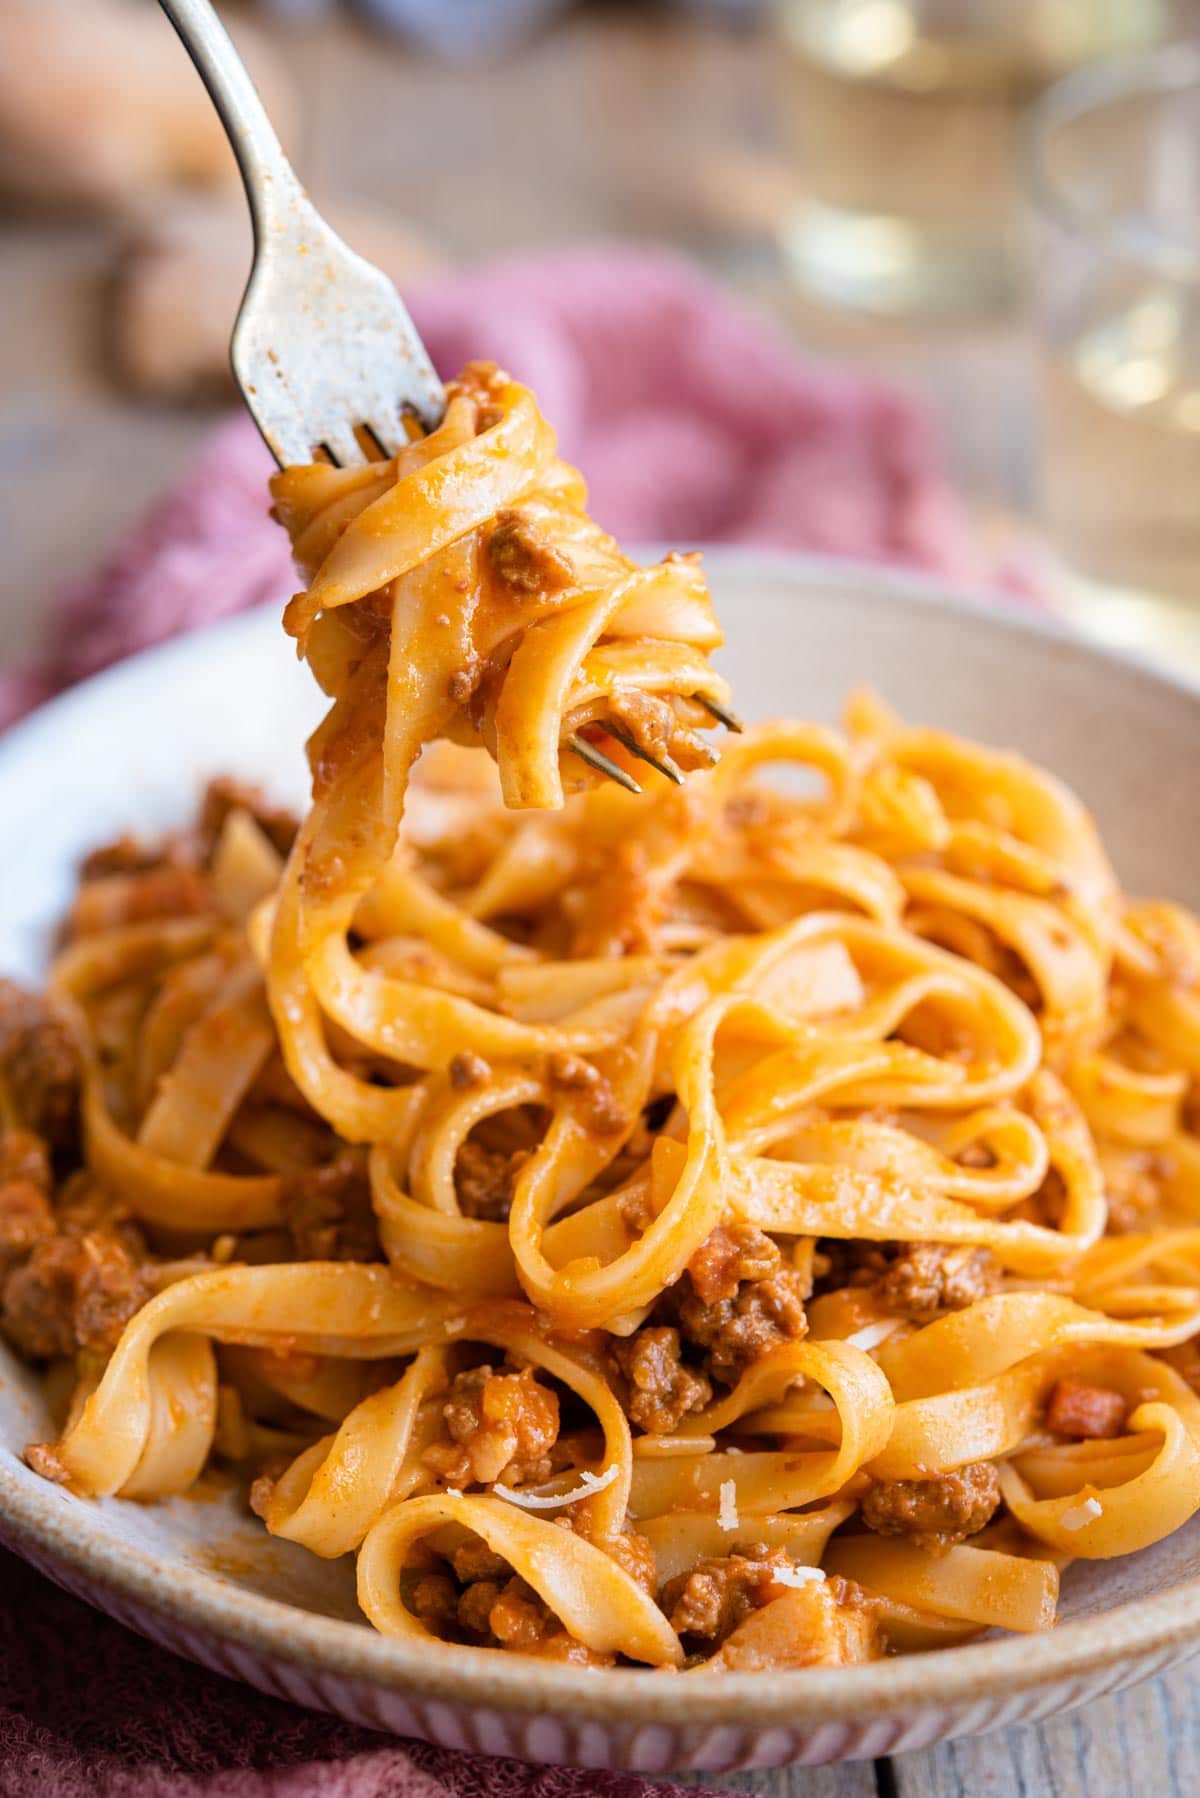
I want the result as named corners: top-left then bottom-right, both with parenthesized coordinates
top-left (1027, 45), bottom-right (1200, 661)
top-left (773, 0), bottom-right (1179, 316)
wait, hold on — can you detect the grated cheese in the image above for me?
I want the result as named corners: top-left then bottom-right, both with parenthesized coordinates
top-left (445, 1487), bottom-right (464, 1499)
top-left (718, 1479), bottom-right (739, 1532)
top-left (772, 1564), bottom-right (826, 1589)
top-left (1060, 1495), bottom-right (1103, 1531)
top-left (492, 1464), bottom-right (619, 1510)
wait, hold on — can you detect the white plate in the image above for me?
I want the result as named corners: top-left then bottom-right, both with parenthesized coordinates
top-left (3, 551), bottom-right (1200, 1776)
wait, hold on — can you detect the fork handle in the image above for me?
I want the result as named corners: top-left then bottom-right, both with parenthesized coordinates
top-left (156, 0), bottom-right (304, 239)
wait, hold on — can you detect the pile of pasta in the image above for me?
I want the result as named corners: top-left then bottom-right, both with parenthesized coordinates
top-left (22, 361), bottom-right (1200, 1672)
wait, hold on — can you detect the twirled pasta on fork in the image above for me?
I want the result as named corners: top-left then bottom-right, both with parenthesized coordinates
top-left (6, 362), bottom-right (1200, 1672)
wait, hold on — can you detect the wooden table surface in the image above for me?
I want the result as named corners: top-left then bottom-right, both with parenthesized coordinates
top-left (0, 9), bottom-right (1194, 1794)
top-left (685, 1653), bottom-right (1200, 1794)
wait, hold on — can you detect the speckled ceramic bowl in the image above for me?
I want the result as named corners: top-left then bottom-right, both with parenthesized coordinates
top-left (3, 552), bottom-right (1200, 1776)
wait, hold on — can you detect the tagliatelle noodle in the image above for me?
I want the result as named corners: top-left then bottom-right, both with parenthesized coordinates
top-left (15, 360), bottom-right (1200, 1671)
top-left (55, 1265), bottom-right (458, 1496)
top-left (357, 1492), bottom-right (685, 1666)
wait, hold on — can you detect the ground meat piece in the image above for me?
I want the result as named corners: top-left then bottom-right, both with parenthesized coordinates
top-left (447, 664), bottom-right (480, 707)
top-left (454, 1140), bottom-right (529, 1222)
top-left (814, 1238), bottom-right (998, 1313)
top-left (1045, 1380), bottom-right (1127, 1440)
top-left (418, 1520), bottom-right (628, 1662)
top-left (244, 1442), bottom-right (294, 1497)
top-left (591, 1523), bottom-right (657, 1596)
top-left (1, 1171), bottom-right (156, 1362)
top-left (811, 1238), bottom-right (888, 1295)
top-left (485, 1575), bottom-right (555, 1649)
top-left (457, 360), bottom-right (508, 406)
top-left (72, 1231), bottom-right (156, 1354)
top-left (77, 776), bottom-right (292, 892)
top-left (0, 1129), bottom-right (51, 1190)
top-left (58, 1178), bottom-right (147, 1250)
top-left (448, 1051), bottom-right (491, 1091)
top-left (553, 1502), bottom-right (658, 1596)
top-left (604, 689), bottom-right (714, 774)
top-left (0, 1178), bottom-right (55, 1276)
top-left (546, 1052), bottom-right (627, 1135)
top-left (607, 689), bottom-right (674, 757)
top-left (2, 1219), bottom-right (153, 1361)
top-left (5, 1181), bottom-right (116, 1356)
top-left (874, 1242), bottom-right (1001, 1321)
top-left (672, 1259), bottom-right (809, 1386)
top-left (65, 865), bottom-right (215, 939)
top-left (450, 1536), bottom-right (510, 1585)
top-left (0, 1129), bottom-right (56, 1277)
top-left (247, 1472), bottom-right (275, 1522)
top-left (687, 1224), bottom-right (781, 1306)
top-left (661, 1546), bottom-right (795, 1646)
top-left (1, 1236), bottom-right (78, 1358)
top-left (80, 834), bottom-right (165, 879)
top-left (200, 777), bottom-right (299, 859)
top-left (409, 1572), bottom-right (459, 1637)
top-left (861, 1462), bottom-right (1001, 1554)
top-left (283, 1150), bottom-right (380, 1261)
top-left (0, 980), bottom-right (81, 1152)
top-left (25, 1441), bottom-right (71, 1484)
top-left (609, 1325), bottom-right (712, 1434)
top-left (956, 1140), bottom-right (998, 1170)
top-left (486, 509), bottom-right (574, 595)
top-left (456, 1576), bottom-right (505, 1638)
top-left (617, 1181), bottom-right (659, 1237)
top-left (452, 1569), bottom-right (542, 1648)
top-left (455, 1570), bottom-right (610, 1664)
top-left (424, 1363), bottom-right (559, 1487)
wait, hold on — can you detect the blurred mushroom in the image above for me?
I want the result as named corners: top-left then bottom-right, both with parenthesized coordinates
top-left (108, 190), bottom-right (446, 403)
top-left (0, 0), bottom-right (295, 213)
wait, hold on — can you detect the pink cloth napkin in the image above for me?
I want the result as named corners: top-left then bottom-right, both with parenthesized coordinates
top-left (0, 1548), bottom-right (701, 1798)
top-left (0, 244), bottom-right (990, 729)
top-left (0, 246), bottom-right (992, 1795)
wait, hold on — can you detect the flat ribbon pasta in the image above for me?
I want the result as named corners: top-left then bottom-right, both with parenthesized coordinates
top-left (20, 361), bottom-right (1200, 1675)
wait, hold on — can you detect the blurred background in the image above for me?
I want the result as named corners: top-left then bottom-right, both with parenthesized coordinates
top-left (4, 0), bottom-right (1200, 673)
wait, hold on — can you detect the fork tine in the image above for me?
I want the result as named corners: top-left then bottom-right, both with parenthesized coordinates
top-left (568, 734), bottom-right (643, 795)
top-left (693, 693), bottom-right (744, 734)
top-left (602, 722), bottom-right (685, 785)
top-left (319, 421), bottom-right (371, 469)
top-left (360, 420), bottom-right (404, 460)
top-left (159, 0), bottom-right (448, 470)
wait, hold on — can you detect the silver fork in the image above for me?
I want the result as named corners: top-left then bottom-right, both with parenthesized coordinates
top-left (158, 0), bottom-right (444, 467)
top-left (156, 0), bottom-right (736, 787)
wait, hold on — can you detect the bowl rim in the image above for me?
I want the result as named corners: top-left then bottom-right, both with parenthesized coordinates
top-left (4, 547), bottom-right (1200, 1729)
